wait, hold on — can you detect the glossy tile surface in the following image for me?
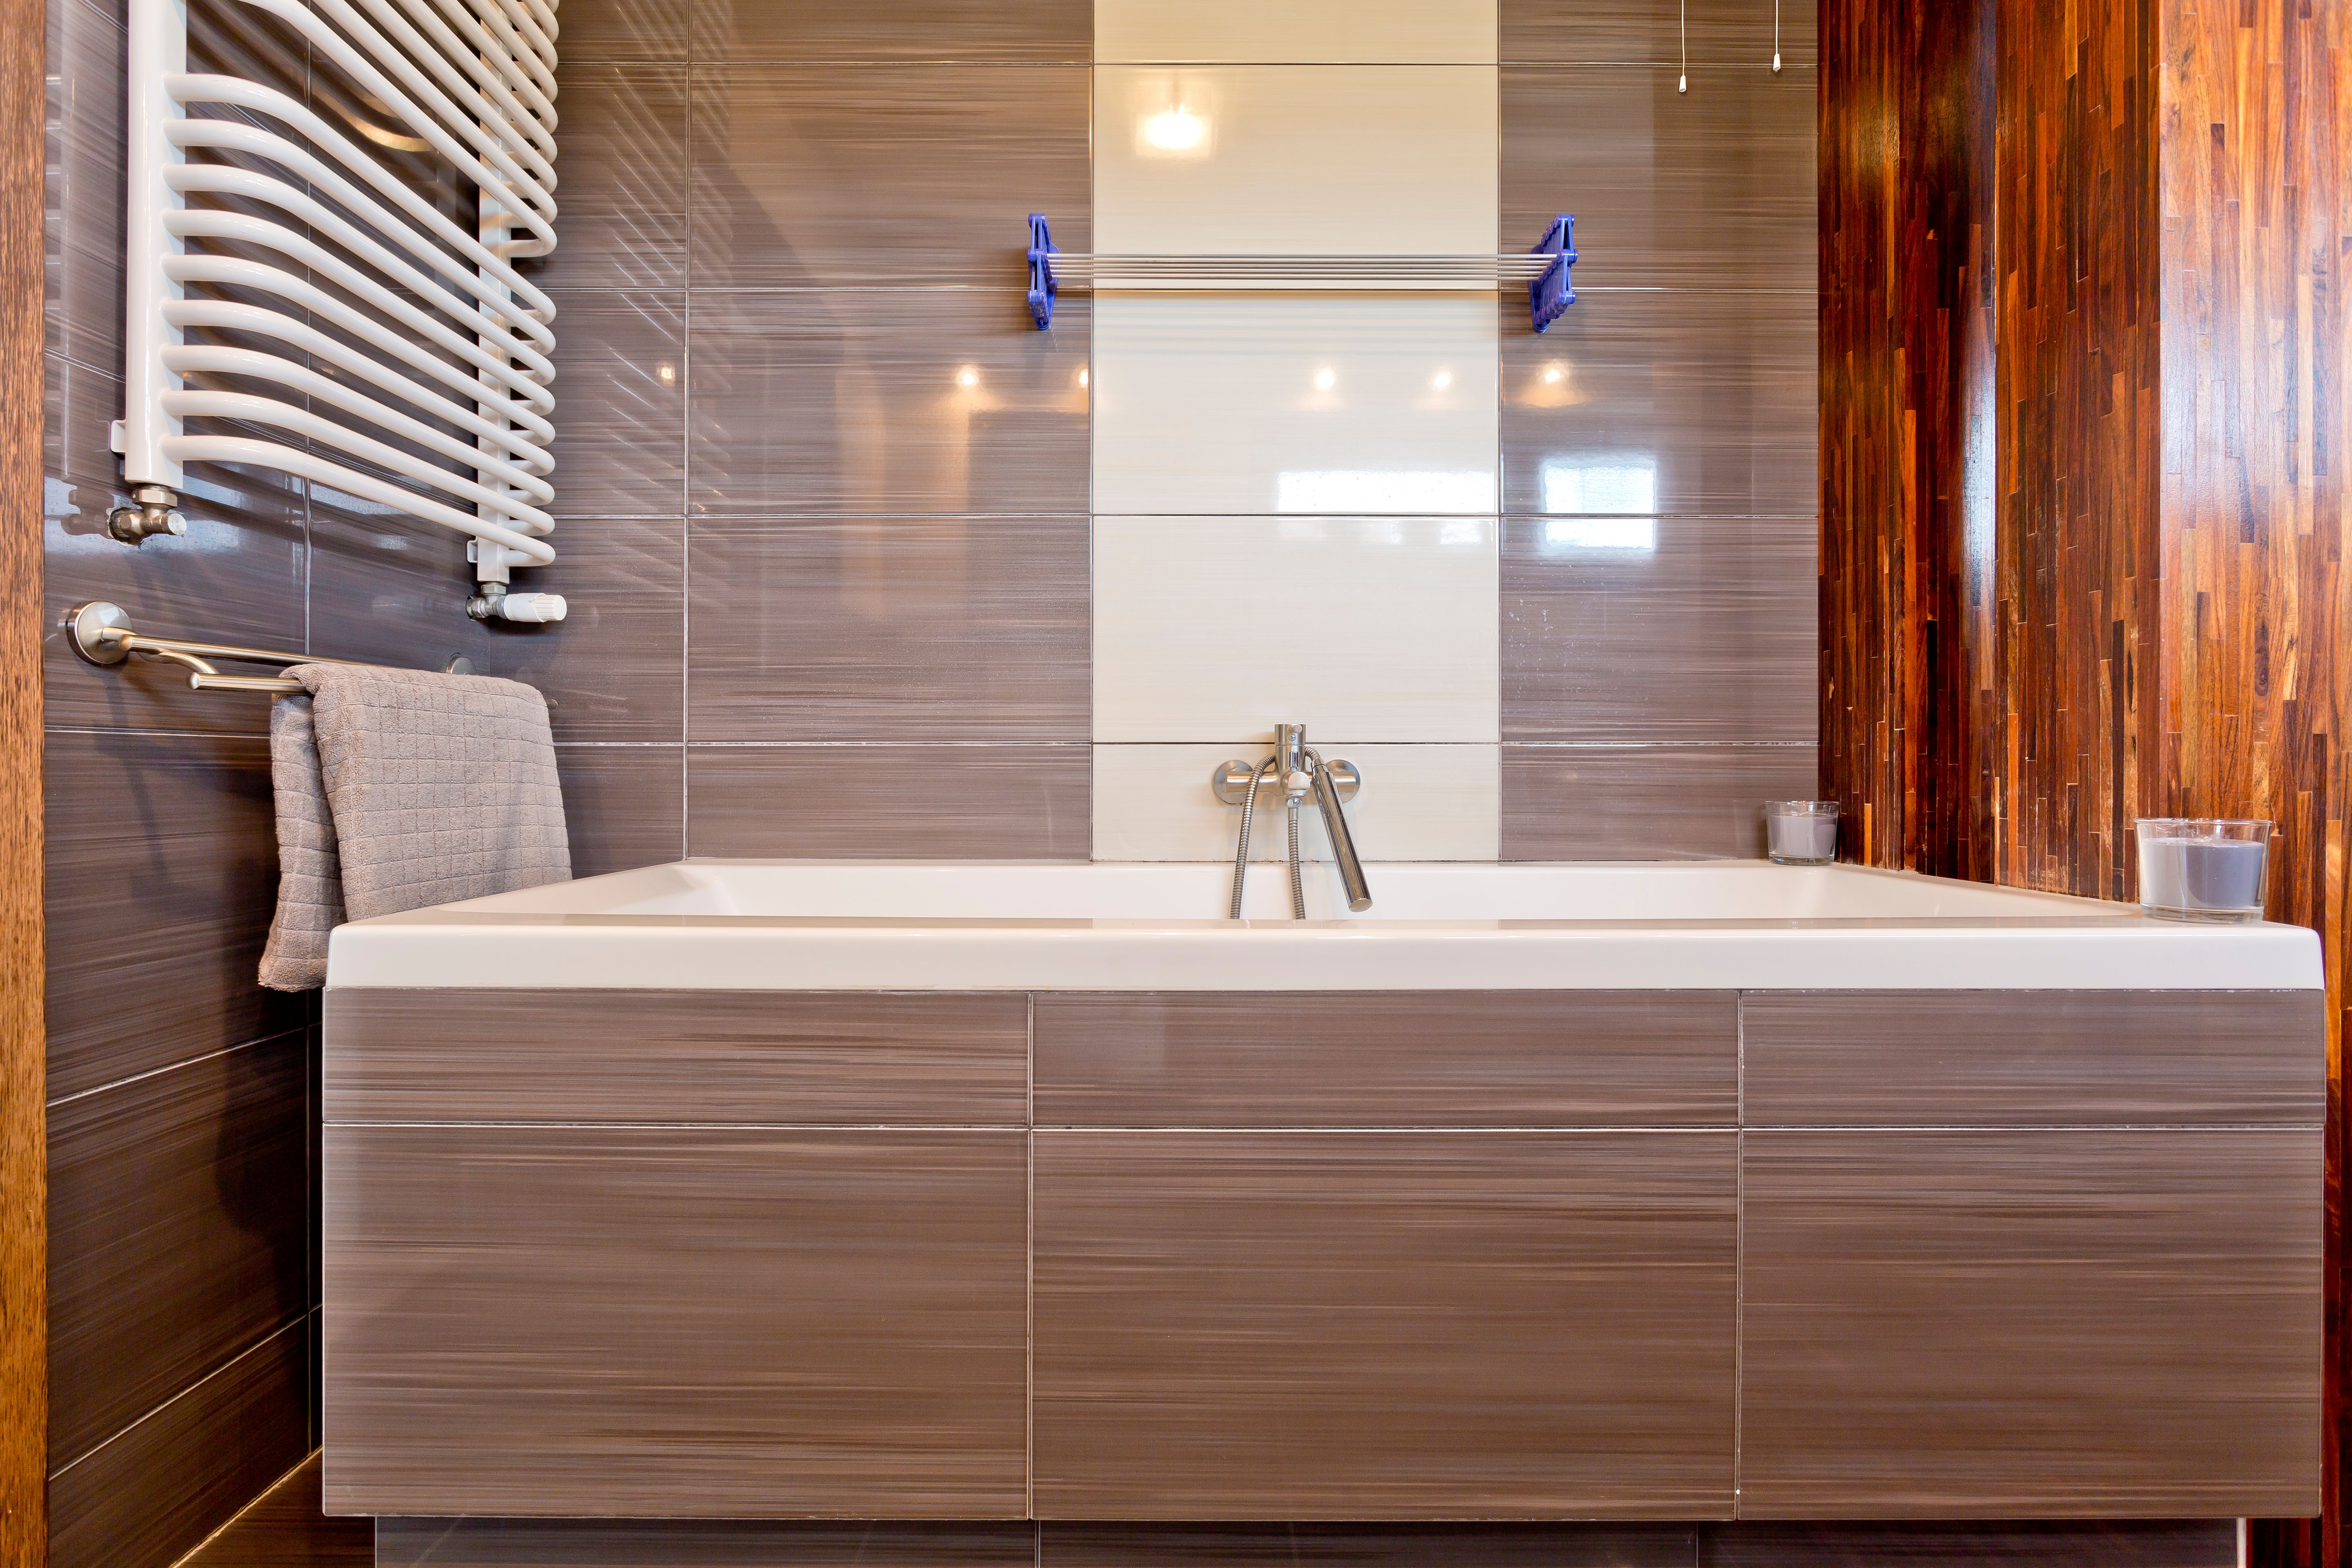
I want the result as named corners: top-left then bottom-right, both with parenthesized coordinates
top-left (477, 519), bottom-right (684, 742)
top-left (45, 0), bottom-right (125, 375)
top-left (1500, 743), bottom-right (1816, 860)
top-left (1096, 0), bottom-right (1495, 64)
top-left (688, 744), bottom-right (1090, 859)
top-left (44, 357), bottom-right (308, 737)
top-left (689, 517), bottom-right (1089, 742)
top-left (1501, 290), bottom-right (1817, 517)
top-left (539, 0), bottom-right (686, 62)
top-left (1740, 1129), bottom-right (2322, 1516)
top-left (1093, 742), bottom-right (1497, 861)
top-left (1502, 516), bottom-right (1816, 744)
top-left (1095, 516), bottom-right (1498, 743)
top-left (1697, 1522), bottom-right (2238, 1568)
top-left (379, 1518), bottom-right (1041, 1567)
top-left (541, 294), bottom-right (687, 519)
top-left (1501, 0), bottom-right (1817, 65)
top-left (1093, 294), bottom-right (1496, 515)
top-left (689, 291), bottom-right (1089, 517)
top-left (1741, 991), bottom-right (2327, 1127)
top-left (324, 1126), bottom-right (1030, 1517)
top-left (327, 989), bottom-right (1030, 1126)
top-left (1035, 991), bottom-right (1737, 1127)
top-left (1502, 66), bottom-right (1816, 290)
top-left (48, 1035), bottom-right (307, 1468)
top-left (1094, 67), bottom-right (1496, 256)
top-left (45, 728), bottom-right (306, 1100)
top-left (303, 486), bottom-right (492, 672)
top-left (177, 1454), bottom-right (372, 1568)
top-left (555, 746), bottom-right (684, 876)
top-left (1044, 1523), bottom-right (1697, 1568)
top-left (691, 66), bottom-right (1091, 287)
top-left (694, 0), bottom-right (1090, 62)
top-left (46, 1321), bottom-right (311, 1568)
top-left (1033, 1131), bottom-right (1738, 1517)
top-left (524, 66), bottom-right (686, 290)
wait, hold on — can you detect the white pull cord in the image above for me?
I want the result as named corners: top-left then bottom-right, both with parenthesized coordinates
top-left (1678, 0), bottom-right (1688, 92)
top-left (1773, 0), bottom-right (1783, 71)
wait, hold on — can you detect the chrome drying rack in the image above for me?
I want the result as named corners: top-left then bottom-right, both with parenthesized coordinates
top-left (65, 600), bottom-right (468, 695)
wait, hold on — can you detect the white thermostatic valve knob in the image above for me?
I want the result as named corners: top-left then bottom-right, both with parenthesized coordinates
top-left (497, 592), bottom-right (568, 624)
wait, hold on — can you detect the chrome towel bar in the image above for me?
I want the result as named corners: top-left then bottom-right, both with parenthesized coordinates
top-left (65, 601), bottom-right (467, 695)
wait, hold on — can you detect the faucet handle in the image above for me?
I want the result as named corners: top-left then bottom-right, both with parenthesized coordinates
top-left (1320, 757), bottom-right (1361, 803)
top-left (1211, 758), bottom-right (1265, 805)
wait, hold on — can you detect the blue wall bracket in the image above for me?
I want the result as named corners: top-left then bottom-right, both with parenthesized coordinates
top-left (1529, 213), bottom-right (1577, 333)
top-left (1027, 212), bottom-right (1059, 330)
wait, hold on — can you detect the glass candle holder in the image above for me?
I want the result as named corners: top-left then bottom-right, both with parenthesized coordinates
top-left (2134, 819), bottom-right (2272, 923)
top-left (1765, 801), bottom-right (1840, 865)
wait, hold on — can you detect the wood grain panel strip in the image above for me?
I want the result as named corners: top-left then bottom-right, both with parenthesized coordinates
top-left (0, 0), bottom-right (39, 1520)
top-left (1741, 990), bottom-right (2324, 1127)
top-left (1740, 1128), bottom-right (2322, 1517)
top-left (1033, 1131), bottom-right (1737, 1519)
top-left (1034, 991), bottom-right (1737, 1128)
top-left (1699, 1521), bottom-right (2239, 1568)
top-left (1041, 1521), bottom-right (1701, 1568)
top-left (324, 989), bottom-right (1029, 1126)
top-left (323, 1125), bottom-right (1029, 1518)
top-left (376, 1516), bottom-right (1039, 1567)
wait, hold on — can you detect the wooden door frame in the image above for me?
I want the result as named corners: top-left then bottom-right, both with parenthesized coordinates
top-left (1, 0), bottom-right (45, 1555)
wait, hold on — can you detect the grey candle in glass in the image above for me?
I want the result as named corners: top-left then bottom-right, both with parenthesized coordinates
top-left (1765, 801), bottom-right (1840, 864)
top-left (2134, 819), bottom-right (2272, 922)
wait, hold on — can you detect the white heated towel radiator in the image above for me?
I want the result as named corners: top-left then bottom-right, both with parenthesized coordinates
top-left (117, 0), bottom-right (567, 622)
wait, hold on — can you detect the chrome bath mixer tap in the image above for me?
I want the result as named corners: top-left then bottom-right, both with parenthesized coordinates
top-left (1212, 724), bottom-right (1372, 918)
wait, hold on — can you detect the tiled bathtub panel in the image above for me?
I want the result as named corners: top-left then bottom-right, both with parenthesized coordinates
top-left (688, 290), bottom-right (1090, 517)
top-left (1096, 0), bottom-right (1496, 65)
top-left (1502, 516), bottom-right (1817, 744)
top-left (475, 518), bottom-right (684, 744)
top-left (688, 516), bottom-right (1090, 743)
top-left (1500, 289), bottom-right (1817, 518)
top-left (539, 292), bottom-right (687, 520)
top-left (1092, 294), bottom-right (1497, 516)
top-left (1092, 742), bottom-right (1498, 864)
top-left (1501, 65), bottom-right (1816, 291)
top-left (520, 65), bottom-right (686, 290)
top-left (1094, 516), bottom-right (1499, 744)
top-left (1501, 0), bottom-right (1817, 66)
top-left (691, 0), bottom-right (1091, 63)
top-left (1500, 743), bottom-right (1817, 860)
top-left (556, 745), bottom-right (685, 877)
top-left (379, 1519), bottom-right (1041, 1568)
top-left (1093, 66), bottom-right (1496, 257)
top-left (1042, 1523), bottom-right (1700, 1568)
top-left (688, 744), bottom-right (1090, 860)
top-left (690, 65), bottom-right (1091, 289)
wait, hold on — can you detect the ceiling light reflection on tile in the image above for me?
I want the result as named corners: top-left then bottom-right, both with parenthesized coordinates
top-left (1141, 106), bottom-right (1210, 154)
top-left (1541, 459), bottom-right (1657, 516)
top-left (1276, 470), bottom-right (1495, 514)
top-left (1544, 517), bottom-right (1658, 551)
top-left (956, 367), bottom-right (980, 388)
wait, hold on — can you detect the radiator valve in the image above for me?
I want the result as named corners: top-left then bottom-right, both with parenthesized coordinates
top-left (108, 484), bottom-right (186, 544)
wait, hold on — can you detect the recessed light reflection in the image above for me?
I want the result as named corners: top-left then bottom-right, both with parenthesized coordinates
top-left (1077, 368), bottom-right (1089, 388)
top-left (1312, 368), bottom-right (1336, 391)
top-left (1432, 370), bottom-right (1454, 390)
top-left (1541, 364), bottom-right (1565, 385)
top-left (1141, 106), bottom-right (1207, 151)
top-left (956, 367), bottom-right (980, 389)
top-left (656, 362), bottom-right (676, 385)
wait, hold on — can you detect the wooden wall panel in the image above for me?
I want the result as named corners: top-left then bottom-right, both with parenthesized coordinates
top-left (1817, 0), bottom-right (1997, 880)
top-left (1823, 4), bottom-right (2349, 1552)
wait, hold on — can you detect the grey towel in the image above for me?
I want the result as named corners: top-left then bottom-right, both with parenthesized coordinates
top-left (259, 664), bottom-right (571, 990)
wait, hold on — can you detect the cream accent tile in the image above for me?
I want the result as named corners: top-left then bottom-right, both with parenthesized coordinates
top-left (1092, 294), bottom-right (1500, 514)
top-left (1094, 515), bottom-right (1500, 744)
top-left (1096, 0), bottom-right (1497, 65)
top-left (1094, 66), bottom-right (1497, 256)
top-left (1093, 743), bottom-right (1500, 862)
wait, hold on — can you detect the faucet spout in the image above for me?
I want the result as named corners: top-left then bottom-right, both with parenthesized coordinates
top-left (1307, 750), bottom-right (1373, 912)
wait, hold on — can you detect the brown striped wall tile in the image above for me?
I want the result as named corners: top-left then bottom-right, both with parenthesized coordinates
top-left (1501, 743), bottom-right (1817, 860)
top-left (685, 743), bottom-right (1088, 859)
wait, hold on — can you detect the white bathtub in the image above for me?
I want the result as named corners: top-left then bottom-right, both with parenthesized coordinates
top-left (326, 859), bottom-right (2324, 992)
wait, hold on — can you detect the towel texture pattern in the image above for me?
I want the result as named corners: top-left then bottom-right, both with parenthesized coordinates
top-left (260, 665), bottom-right (570, 989)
